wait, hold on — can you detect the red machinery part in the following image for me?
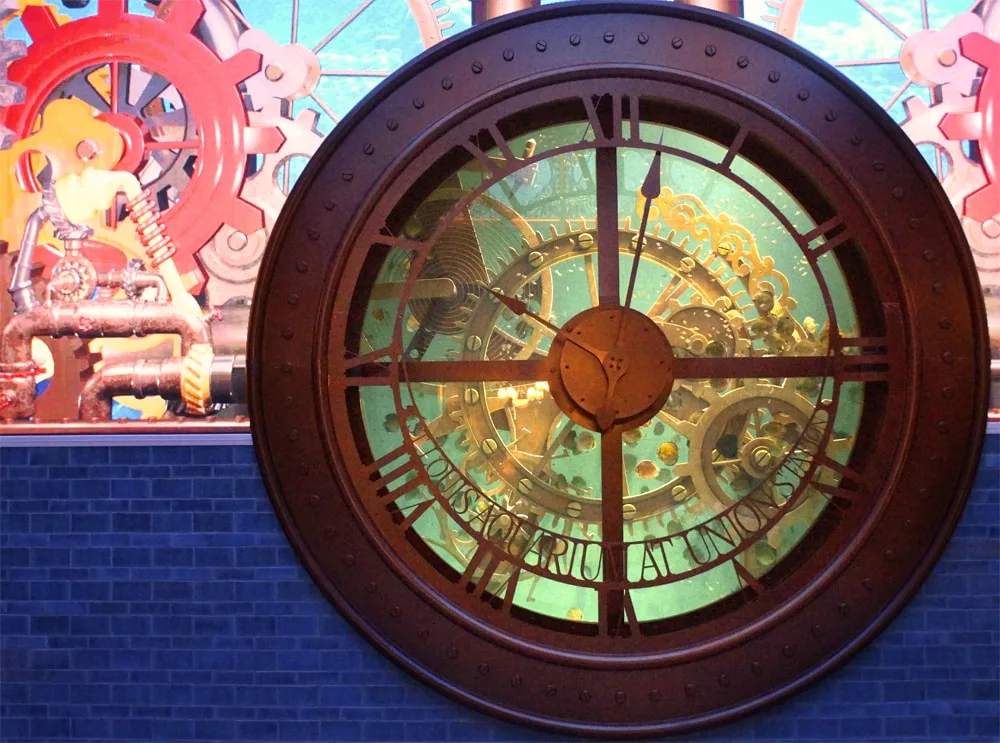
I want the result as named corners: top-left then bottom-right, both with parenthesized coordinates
top-left (1, 0), bottom-right (285, 292)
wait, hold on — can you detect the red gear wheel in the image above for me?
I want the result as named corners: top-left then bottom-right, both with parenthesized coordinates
top-left (939, 32), bottom-right (999, 225)
top-left (0, 0), bottom-right (286, 293)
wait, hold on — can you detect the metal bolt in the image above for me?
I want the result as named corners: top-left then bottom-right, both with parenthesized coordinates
top-left (892, 186), bottom-right (904, 200)
top-left (363, 143), bottom-right (375, 155)
top-left (264, 63), bottom-right (284, 81)
top-left (289, 429), bottom-right (299, 441)
top-left (570, 33), bottom-right (581, 46)
top-left (638, 32), bottom-right (649, 45)
top-left (464, 388), bottom-right (480, 405)
top-left (471, 60), bottom-right (483, 73)
top-left (344, 553), bottom-right (355, 566)
top-left (227, 231), bottom-right (248, 251)
top-left (281, 327), bottom-right (294, 339)
top-left (579, 690), bottom-right (591, 702)
top-left (528, 251), bottom-right (544, 268)
top-left (481, 438), bottom-right (498, 455)
top-left (413, 97), bottom-right (424, 109)
top-left (923, 248), bottom-right (936, 261)
top-left (873, 160), bottom-right (886, 171)
top-left (604, 32), bottom-right (615, 44)
top-left (615, 690), bottom-right (626, 703)
top-left (307, 228), bottom-right (320, 240)
top-left (518, 478), bottom-right (532, 495)
top-left (503, 48), bottom-right (515, 61)
top-left (768, 70), bottom-right (780, 83)
top-left (536, 40), bottom-right (547, 52)
top-left (441, 77), bottom-right (453, 90)
top-left (622, 504), bottom-right (636, 520)
top-left (850, 134), bottom-right (863, 146)
top-left (705, 44), bottom-right (716, 56)
top-left (671, 36), bottom-right (683, 49)
top-left (323, 199), bottom-right (336, 210)
top-left (751, 447), bottom-right (772, 469)
top-left (342, 171), bottom-right (353, 182)
top-left (932, 281), bottom-right (944, 295)
top-left (797, 88), bottom-right (810, 100)
top-left (386, 119), bottom-right (398, 131)
top-left (737, 56), bottom-right (749, 68)
top-left (576, 232), bottom-right (594, 250)
top-left (287, 294), bottom-right (299, 306)
top-left (466, 335), bottom-right (483, 351)
top-left (567, 501), bottom-right (582, 518)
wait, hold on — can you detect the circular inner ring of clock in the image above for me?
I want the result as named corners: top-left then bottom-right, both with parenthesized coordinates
top-left (249, 2), bottom-right (988, 735)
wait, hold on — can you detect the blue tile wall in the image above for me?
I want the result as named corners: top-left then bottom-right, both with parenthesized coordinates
top-left (1, 436), bottom-right (997, 742)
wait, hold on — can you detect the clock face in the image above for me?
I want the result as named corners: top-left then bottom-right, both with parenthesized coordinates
top-left (250, 2), bottom-right (988, 735)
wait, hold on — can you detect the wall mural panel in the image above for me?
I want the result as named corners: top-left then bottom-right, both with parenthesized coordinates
top-left (0, 0), bottom-right (995, 430)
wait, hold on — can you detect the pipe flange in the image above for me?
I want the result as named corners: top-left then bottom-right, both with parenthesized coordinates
top-left (180, 342), bottom-right (213, 416)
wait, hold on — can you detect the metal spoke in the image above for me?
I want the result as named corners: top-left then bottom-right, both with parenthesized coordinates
top-left (291, 0), bottom-right (299, 43)
top-left (595, 145), bottom-right (619, 305)
top-left (346, 359), bottom-right (549, 385)
top-left (312, 0), bottom-right (375, 54)
top-left (600, 427), bottom-right (626, 633)
top-left (320, 69), bottom-right (390, 77)
top-left (130, 72), bottom-right (171, 115)
top-left (883, 79), bottom-right (912, 112)
top-left (833, 57), bottom-right (900, 67)
top-left (854, 0), bottom-right (909, 41)
top-left (672, 355), bottom-right (832, 379)
top-left (63, 75), bottom-right (110, 113)
top-left (309, 92), bottom-right (340, 125)
top-left (921, 0), bottom-right (929, 30)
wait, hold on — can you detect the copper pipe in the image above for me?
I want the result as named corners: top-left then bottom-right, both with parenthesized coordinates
top-left (96, 268), bottom-right (170, 302)
top-left (674, 0), bottom-right (744, 15)
top-left (470, 0), bottom-right (539, 24)
top-left (1, 300), bottom-right (210, 366)
top-left (79, 357), bottom-right (185, 421)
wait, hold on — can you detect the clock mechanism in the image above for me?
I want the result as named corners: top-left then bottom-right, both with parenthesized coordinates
top-left (250, 2), bottom-right (988, 734)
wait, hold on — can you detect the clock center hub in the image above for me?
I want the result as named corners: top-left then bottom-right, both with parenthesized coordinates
top-left (547, 306), bottom-right (675, 432)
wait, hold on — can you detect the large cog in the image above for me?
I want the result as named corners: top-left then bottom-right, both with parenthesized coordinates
top-left (0, 5), bottom-right (25, 150)
top-left (0, 0), bottom-right (285, 292)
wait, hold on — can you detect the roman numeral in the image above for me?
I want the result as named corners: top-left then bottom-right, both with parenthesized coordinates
top-left (733, 560), bottom-right (765, 596)
top-left (809, 455), bottom-right (869, 505)
top-left (836, 337), bottom-right (893, 382)
top-left (463, 124), bottom-right (524, 176)
top-left (799, 216), bottom-right (852, 259)
top-left (600, 586), bottom-right (639, 637)
top-left (582, 93), bottom-right (640, 143)
top-left (363, 440), bottom-right (426, 503)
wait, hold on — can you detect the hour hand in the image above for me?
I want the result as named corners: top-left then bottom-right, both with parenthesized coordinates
top-left (486, 287), bottom-right (607, 362)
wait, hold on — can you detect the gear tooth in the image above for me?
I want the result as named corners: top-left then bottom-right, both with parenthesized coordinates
top-left (180, 343), bottom-right (213, 416)
top-left (20, 4), bottom-right (60, 42)
top-left (939, 110), bottom-right (982, 141)
top-left (958, 32), bottom-right (997, 67)
top-left (902, 96), bottom-right (926, 119)
top-left (160, 0), bottom-right (205, 33)
top-left (244, 124), bottom-right (286, 154)
top-left (295, 107), bottom-right (321, 131)
top-left (548, 224), bottom-right (558, 238)
top-left (964, 184), bottom-right (1000, 224)
top-left (223, 48), bottom-right (264, 87)
top-left (227, 198), bottom-right (267, 235)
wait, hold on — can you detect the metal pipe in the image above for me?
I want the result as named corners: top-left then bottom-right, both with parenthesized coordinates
top-left (96, 267), bottom-right (170, 303)
top-left (1, 300), bottom-right (211, 366)
top-left (9, 207), bottom-right (45, 313)
top-left (79, 357), bottom-right (185, 421)
top-left (470, 0), bottom-right (539, 24)
top-left (674, 0), bottom-right (744, 15)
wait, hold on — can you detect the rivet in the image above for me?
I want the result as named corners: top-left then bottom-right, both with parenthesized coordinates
top-left (389, 606), bottom-right (401, 618)
top-left (942, 386), bottom-right (953, 399)
top-left (471, 60), bottom-right (483, 73)
top-left (932, 281), bottom-right (945, 294)
top-left (545, 684), bottom-right (557, 697)
top-left (811, 624), bottom-right (823, 637)
top-left (918, 487), bottom-right (930, 499)
top-left (910, 217), bottom-right (922, 228)
top-left (884, 549), bottom-right (896, 562)
top-left (309, 494), bottom-right (319, 506)
top-left (511, 674), bottom-right (522, 688)
top-left (939, 317), bottom-right (952, 330)
top-left (324, 526), bottom-right (337, 540)
top-left (930, 454), bottom-right (944, 467)
top-left (705, 44), bottom-right (716, 56)
top-left (307, 228), bottom-right (320, 240)
top-left (288, 429), bottom-right (299, 441)
top-left (797, 88), bottom-right (810, 101)
top-left (862, 577), bottom-right (874, 591)
top-left (323, 200), bottom-right (335, 211)
top-left (441, 77), bottom-right (453, 90)
top-left (412, 97), bottom-right (424, 109)
top-left (603, 32), bottom-right (615, 44)
top-left (638, 32), bottom-right (649, 45)
top-left (363, 143), bottom-right (374, 155)
top-left (938, 421), bottom-right (950, 434)
top-left (751, 661), bottom-right (763, 674)
top-left (737, 56), bottom-right (749, 68)
top-left (296, 260), bottom-right (309, 273)
top-left (419, 628), bottom-right (430, 640)
top-left (342, 171), bottom-right (353, 182)
top-left (579, 689), bottom-right (591, 702)
top-left (923, 248), bottom-right (936, 261)
top-left (478, 663), bottom-right (489, 675)
top-left (570, 33), bottom-right (581, 46)
top-left (536, 40), bottom-right (547, 52)
top-left (684, 683), bottom-right (696, 698)
top-left (344, 554), bottom-right (355, 566)
top-left (446, 646), bottom-right (458, 659)
top-left (850, 134), bottom-right (863, 145)
top-left (296, 462), bottom-right (308, 475)
top-left (904, 519), bottom-right (915, 530)
top-left (718, 674), bottom-right (731, 687)
top-left (502, 48), bottom-right (515, 61)
top-left (365, 582), bottom-right (377, 594)
top-left (280, 362), bottom-right (293, 373)
top-left (782, 644), bottom-right (795, 658)
top-left (281, 327), bottom-right (294, 339)
top-left (615, 690), bottom-right (626, 703)
top-left (671, 36), bottom-right (683, 49)
top-left (649, 689), bottom-right (662, 701)
top-left (283, 396), bottom-right (293, 407)
top-left (838, 602), bottom-right (850, 616)
top-left (825, 109), bottom-right (838, 122)
top-left (873, 160), bottom-right (886, 171)
top-left (287, 294), bottom-right (299, 306)
top-left (386, 119), bottom-right (399, 131)
top-left (942, 351), bottom-right (954, 364)
top-left (892, 186), bottom-right (904, 200)
top-left (768, 69), bottom-right (780, 82)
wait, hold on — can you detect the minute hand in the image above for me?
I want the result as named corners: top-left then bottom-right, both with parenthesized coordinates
top-left (623, 151), bottom-right (662, 309)
top-left (486, 288), bottom-right (608, 362)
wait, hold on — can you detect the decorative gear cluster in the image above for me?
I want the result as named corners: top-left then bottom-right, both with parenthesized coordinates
top-left (0, 3), bottom-right (25, 150)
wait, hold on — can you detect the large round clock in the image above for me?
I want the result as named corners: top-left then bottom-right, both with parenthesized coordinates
top-left (249, 2), bottom-right (989, 735)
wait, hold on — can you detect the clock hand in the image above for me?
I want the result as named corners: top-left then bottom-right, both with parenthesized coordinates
top-left (596, 150), bottom-right (662, 430)
top-left (486, 287), bottom-right (608, 363)
top-left (623, 150), bottom-right (662, 310)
